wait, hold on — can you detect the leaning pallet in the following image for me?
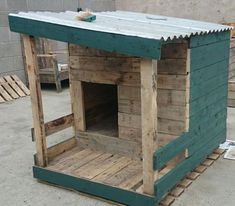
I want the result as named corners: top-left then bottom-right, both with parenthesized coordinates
top-left (0, 75), bottom-right (30, 103)
top-left (9, 11), bottom-right (232, 206)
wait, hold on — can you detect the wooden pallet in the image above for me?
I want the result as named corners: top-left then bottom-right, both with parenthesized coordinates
top-left (159, 148), bottom-right (225, 206)
top-left (0, 75), bottom-right (30, 103)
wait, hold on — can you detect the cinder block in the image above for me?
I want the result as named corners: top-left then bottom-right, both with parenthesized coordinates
top-left (78, 0), bottom-right (116, 11)
top-left (0, 12), bottom-right (9, 27)
top-left (27, 0), bottom-right (64, 11)
top-left (7, 0), bottom-right (27, 11)
top-left (0, 0), bottom-right (8, 12)
top-left (0, 56), bottom-right (14, 73)
top-left (62, 0), bottom-right (78, 11)
top-left (0, 42), bottom-right (22, 57)
top-left (0, 27), bottom-right (10, 42)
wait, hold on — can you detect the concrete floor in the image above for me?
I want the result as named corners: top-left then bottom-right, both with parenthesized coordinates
top-left (0, 88), bottom-right (235, 206)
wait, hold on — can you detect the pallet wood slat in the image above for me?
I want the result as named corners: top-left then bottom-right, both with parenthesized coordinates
top-left (11, 75), bottom-right (30, 95)
top-left (22, 35), bottom-right (48, 167)
top-left (0, 77), bottom-right (19, 99)
top-left (0, 85), bottom-right (12, 101)
top-left (3, 75), bottom-right (26, 97)
top-left (0, 75), bottom-right (30, 103)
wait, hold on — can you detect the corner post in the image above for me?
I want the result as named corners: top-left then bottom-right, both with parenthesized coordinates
top-left (22, 35), bottom-right (48, 167)
top-left (141, 59), bottom-right (158, 195)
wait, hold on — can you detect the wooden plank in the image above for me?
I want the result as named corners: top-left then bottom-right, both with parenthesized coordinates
top-left (78, 131), bottom-right (142, 160)
top-left (118, 85), bottom-right (140, 101)
top-left (228, 99), bottom-right (235, 107)
top-left (119, 172), bottom-right (143, 190)
top-left (158, 118), bottom-right (185, 135)
top-left (44, 114), bottom-right (74, 136)
top-left (74, 154), bottom-right (122, 179)
top-left (190, 40), bottom-right (230, 71)
top-left (118, 113), bottom-right (141, 129)
top-left (161, 43), bottom-right (188, 59)
top-left (70, 56), bottom-right (140, 73)
top-left (70, 69), bottom-right (140, 86)
top-left (9, 15), bottom-right (162, 59)
top-left (22, 35), bottom-right (47, 167)
top-left (70, 80), bottom-right (86, 133)
top-left (93, 157), bottom-right (133, 182)
top-left (186, 172), bottom-right (200, 180)
top-left (158, 59), bottom-right (187, 75)
top-left (0, 77), bottom-right (19, 99)
top-left (158, 74), bottom-right (187, 90)
top-left (190, 31), bottom-right (230, 48)
top-left (0, 85), bottom-right (12, 101)
top-left (47, 137), bottom-right (77, 162)
top-left (195, 165), bottom-right (207, 173)
top-left (178, 178), bottom-right (192, 188)
top-left (69, 44), bottom-right (126, 57)
top-left (160, 195), bottom-right (175, 206)
top-left (201, 159), bottom-right (214, 166)
top-left (208, 153), bottom-right (220, 160)
top-left (3, 75), bottom-right (26, 97)
top-left (140, 59), bottom-right (157, 195)
top-left (170, 187), bottom-right (184, 197)
top-left (33, 166), bottom-right (156, 206)
top-left (213, 148), bottom-right (225, 155)
top-left (158, 89), bottom-right (186, 106)
top-left (11, 75), bottom-right (30, 95)
top-left (118, 99), bottom-right (141, 115)
top-left (118, 126), bottom-right (141, 142)
top-left (103, 161), bottom-right (142, 187)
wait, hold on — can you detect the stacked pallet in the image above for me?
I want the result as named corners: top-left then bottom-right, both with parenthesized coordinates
top-left (0, 75), bottom-right (30, 103)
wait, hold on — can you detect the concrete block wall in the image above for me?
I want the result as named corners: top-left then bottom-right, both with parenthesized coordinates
top-left (115, 0), bottom-right (235, 23)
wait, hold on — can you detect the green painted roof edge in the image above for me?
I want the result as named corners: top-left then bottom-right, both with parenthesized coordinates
top-left (8, 15), bottom-right (162, 59)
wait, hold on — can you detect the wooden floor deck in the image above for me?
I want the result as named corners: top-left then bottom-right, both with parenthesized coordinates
top-left (47, 146), bottom-right (144, 193)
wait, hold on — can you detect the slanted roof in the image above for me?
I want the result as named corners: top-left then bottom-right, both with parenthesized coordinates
top-left (9, 11), bottom-right (232, 59)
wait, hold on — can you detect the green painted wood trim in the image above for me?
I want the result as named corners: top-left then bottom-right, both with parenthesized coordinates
top-left (153, 108), bottom-right (226, 170)
top-left (190, 74), bottom-right (228, 101)
top-left (33, 166), bottom-right (156, 206)
top-left (190, 85), bottom-right (227, 116)
top-left (8, 15), bottom-right (161, 59)
top-left (154, 129), bottom-right (225, 201)
top-left (190, 40), bottom-right (230, 71)
top-left (190, 59), bottom-right (229, 87)
top-left (190, 31), bottom-right (230, 48)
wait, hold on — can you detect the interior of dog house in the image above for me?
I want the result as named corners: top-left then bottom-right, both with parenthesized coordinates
top-left (9, 11), bottom-right (232, 206)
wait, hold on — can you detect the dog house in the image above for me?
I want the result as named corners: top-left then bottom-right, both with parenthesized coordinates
top-left (9, 11), bottom-right (232, 206)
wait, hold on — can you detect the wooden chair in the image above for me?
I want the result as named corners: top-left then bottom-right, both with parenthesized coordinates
top-left (35, 38), bottom-right (69, 92)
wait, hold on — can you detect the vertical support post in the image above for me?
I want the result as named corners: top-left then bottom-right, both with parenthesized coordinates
top-left (141, 59), bottom-right (158, 195)
top-left (70, 77), bottom-right (86, 134)
top-left (22, 35), bottom-right (48, 167)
